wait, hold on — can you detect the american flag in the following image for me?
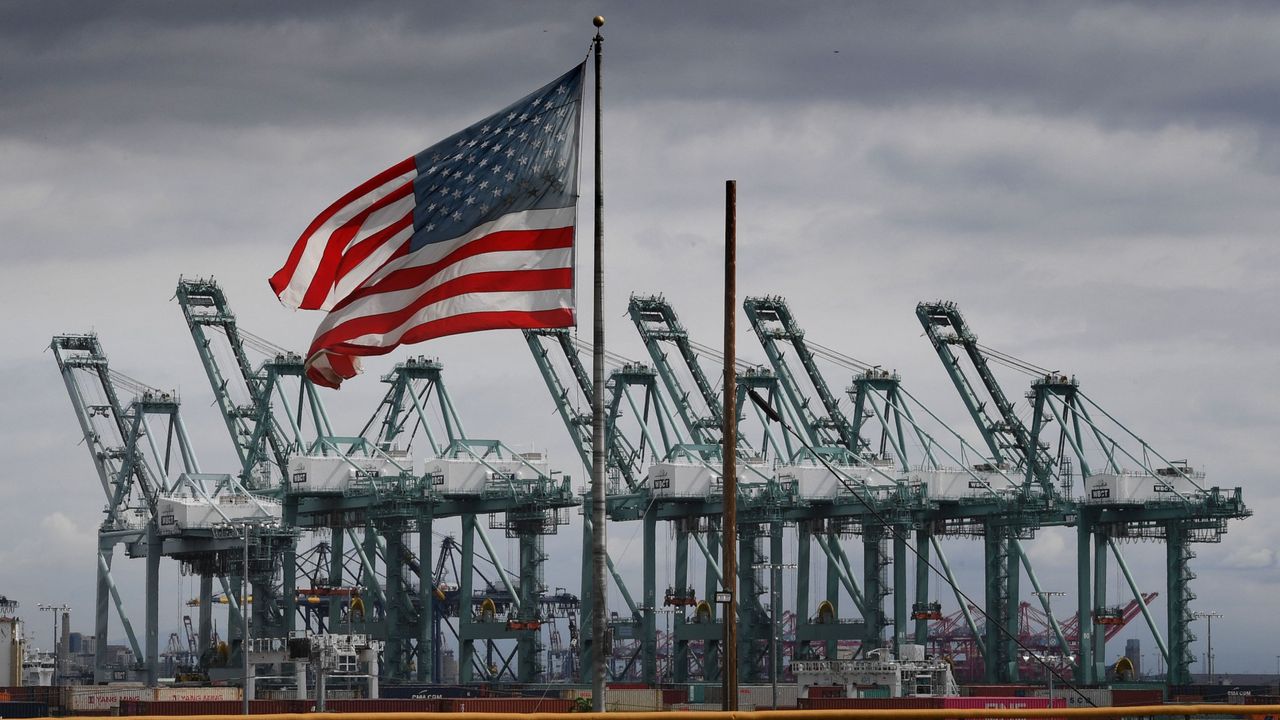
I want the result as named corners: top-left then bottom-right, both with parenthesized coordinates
top-left (270, 63), bottom-right (585, 388)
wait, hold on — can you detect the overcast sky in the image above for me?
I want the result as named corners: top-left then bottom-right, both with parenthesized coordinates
top-left (2, 1), bottom-right (1278, 676)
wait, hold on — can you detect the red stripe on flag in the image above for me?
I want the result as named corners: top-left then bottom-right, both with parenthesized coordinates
top-left (306, 351), bottom-right (360, 389)
top-left (331, 226), bottom-right (575, 312)
top-left (310, 267), bottom-right (573, 353)
top-left (301, 179), bottom-right (416, 309)
top-left (335, 211), bottom-right (414, 283)
top-left (269, 156), bottom-right (416, 306)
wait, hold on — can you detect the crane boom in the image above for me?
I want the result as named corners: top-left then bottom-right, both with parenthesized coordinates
top-left (915, 301), bottom-right (1036, 467)
top-left (744, 296), bottom-right (861, 452)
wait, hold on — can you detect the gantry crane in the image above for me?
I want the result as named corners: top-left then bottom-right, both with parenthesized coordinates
top-left (180, 278), bottom-right (411, 673)
top-left (627, 295), bottom-right (799, 683)
top-left (355, 355), bottom-right (579, 682)
top-left (1024, 372), bottom-right (1248, 684)
top-left (917, 301), bottom-right (1250, 684)
top-left (524, 327), bottom-right (726, 684)
top-left (746, 296), bottom-right (1072, 683)
top-left (744, 296), bottom-right (909, 661)
top-left (52, 334), bottom-right (291, 686)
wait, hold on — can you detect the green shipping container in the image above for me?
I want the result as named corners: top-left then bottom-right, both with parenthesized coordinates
top-left (859, 687), bottom-right (890, 699)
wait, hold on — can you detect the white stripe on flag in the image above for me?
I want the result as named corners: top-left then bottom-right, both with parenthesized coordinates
top-left (315, 247), bottom-right (574, 336)
top-left (342, 189), bottom-right (416, 254)
top-left (340, 289), bottom-right (574, 349)
top-left (357, 206), bottom-right (577, 289)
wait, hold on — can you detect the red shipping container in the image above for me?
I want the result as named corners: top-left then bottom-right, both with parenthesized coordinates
top-left (442, 696), bottom-right (574, 713)
top-left (0, 686), bottom-right (62, 709)
top-left (661, 687), bottom-right (689, 706)
top-left (1112, 689), bottom-right (1166, 707)
top-left (804, 686), bottom-right (844, 699)
top-left (327, 698), bottom-right (443, 713)
top-left (120, 699), bottom-right (315, 716)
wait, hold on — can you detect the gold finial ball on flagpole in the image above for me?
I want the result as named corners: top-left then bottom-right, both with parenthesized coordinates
top-left (593, 15), bottom-right (605, 28)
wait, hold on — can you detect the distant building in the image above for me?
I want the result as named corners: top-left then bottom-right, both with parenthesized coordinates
top-left (0, 596), bottom-right (25, 686)
top-left (106, 644), bottom-right (135, 670)
top-left (1126, 638), bottom-right (1141, 678)
top-left (0, 617), bottom-right (24, 686)
top-left (442, 649), bottom-right (459, 685)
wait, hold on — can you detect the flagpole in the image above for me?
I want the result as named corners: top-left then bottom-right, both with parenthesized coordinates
top-left (590, 14), bottom-right (608, 714)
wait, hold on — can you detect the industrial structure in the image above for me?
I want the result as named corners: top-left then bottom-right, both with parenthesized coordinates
top-left (49, 280), bottom-right (1248, 693)
top-left (0, 597), bottom-right (24, 687)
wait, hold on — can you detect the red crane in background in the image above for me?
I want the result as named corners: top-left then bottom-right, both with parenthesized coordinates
top-left (928, 593), bottom-right (1158, 682)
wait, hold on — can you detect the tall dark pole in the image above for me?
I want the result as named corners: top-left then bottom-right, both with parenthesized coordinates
top-left (721, 180), bottom-right (738, 711)
top-left (243, 525), bottom-right (250, 715)
top-left (589, 14), bottom-right (608, 714)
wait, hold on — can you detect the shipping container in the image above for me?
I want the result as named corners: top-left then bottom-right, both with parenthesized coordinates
top-left (1112, 688), bottom-right (1166, 706)
top-left (563, 687), bottom-right (659, 712)
top-left (806, 685), bottom-right (845, 699)
top-left (0, 701), bottom-right (49, 718)
top-left (798, 681), bottom-right (839, 696)
top-left (944, 696), bottom-right (1066, 709)
top-left (63, 685), bottom-right (151, 712)
top-left (738, 683), bottom-right (800, 709)
top-left (703, 684), bottom-right (771, 706)
top-left (324, 689), bottom-right (359, 700)
top-left (661, 687), bottom-right (689, 706)
top-left (1173, 683), bottom-right (1270, 701)
top-left (606, 688), bottom-right (663, 711)
top-left (799, 697), bottom-right (946, 709)
top-left (1032, 687), bottom-right (1112, 708)
top-left (119, 699), bottom-right (314, 716)
top-left (327, 698), bottom-right (443, 713)
top-left (509, 685), bottom-right (567, 698)
top-left (964, 683), bottom-right (1029, 697)
top-left (381, 683), bottom-right (485, 699)
top-left (669, 702), bottom-right (724, 712)
top-left (857, 687), bottom-right (891, 699)
top-left (0, 687), bottom-right (61, 709)
top-left (442, 696), bottom-right (573, 713)
top-left (153, 686), bottom-right (242, 702)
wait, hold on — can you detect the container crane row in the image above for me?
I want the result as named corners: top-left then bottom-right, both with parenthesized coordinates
top-left (49, 282), bottom-right (1248, 693)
